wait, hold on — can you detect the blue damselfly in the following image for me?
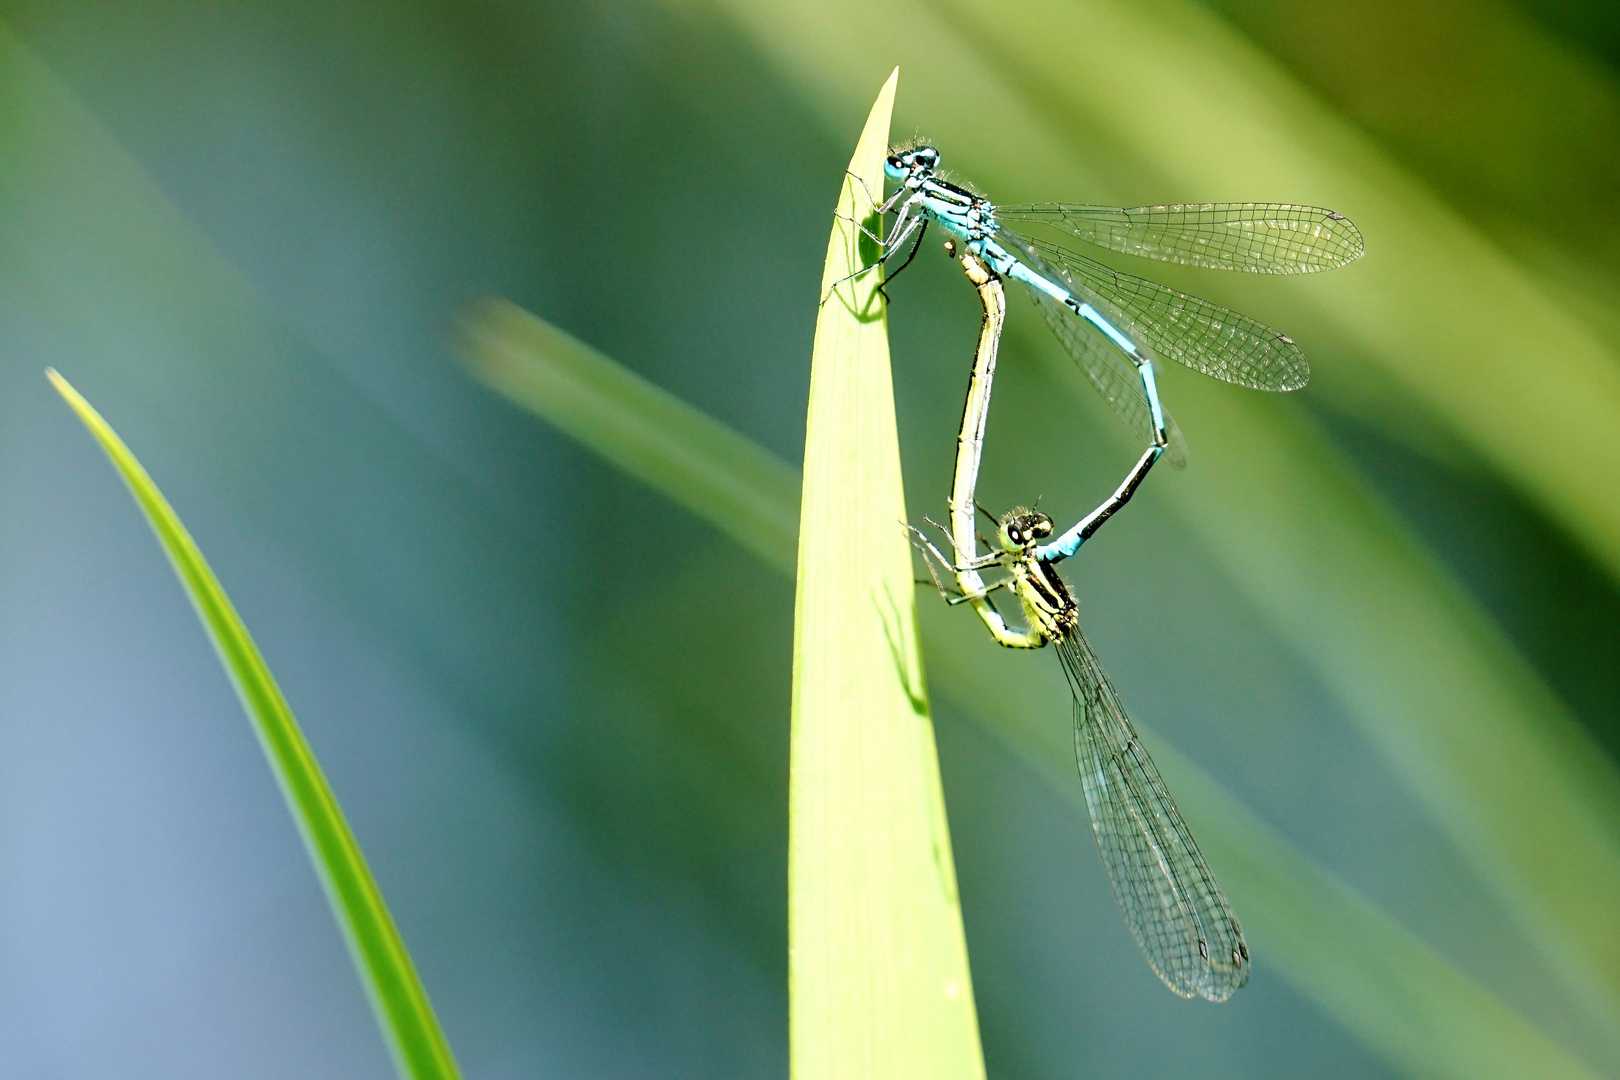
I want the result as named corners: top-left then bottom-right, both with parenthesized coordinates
top-left (880, 144), bottom-right (1360, 557)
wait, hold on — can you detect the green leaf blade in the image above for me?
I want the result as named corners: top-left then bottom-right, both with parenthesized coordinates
top-left (788, 71), bottom-right (987, 1080)
top-left (47, 368), bottom-right (461, 1080)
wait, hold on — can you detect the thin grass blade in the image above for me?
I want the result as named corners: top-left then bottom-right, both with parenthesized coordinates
top-left (47, 369), bottom-right (461, 1080)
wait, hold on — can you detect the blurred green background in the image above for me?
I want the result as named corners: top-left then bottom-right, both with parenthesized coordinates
top-left (1, 0), bottom-right (1618, 1077)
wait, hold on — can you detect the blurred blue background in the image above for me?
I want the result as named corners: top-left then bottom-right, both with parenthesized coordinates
top-left (0, 0), bottom-right (1618, 1077)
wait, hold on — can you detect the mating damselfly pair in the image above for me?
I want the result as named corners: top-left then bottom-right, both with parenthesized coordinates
top-left (859, 144), bottom-right (1362, 1001)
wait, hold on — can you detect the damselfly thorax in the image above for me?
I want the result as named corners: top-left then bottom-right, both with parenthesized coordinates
top-left (997, 508), bottom-right (1080, 644)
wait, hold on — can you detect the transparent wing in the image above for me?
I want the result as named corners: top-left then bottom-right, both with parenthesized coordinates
top-left (1057, 629), bottom-right (1249, 1002)
top-left (997, 202), bottom-right (1364, 274)
top-left (1011, 229), bottom-right (1309, 391)
top-left (997, 231), bottom-right (1189, 466)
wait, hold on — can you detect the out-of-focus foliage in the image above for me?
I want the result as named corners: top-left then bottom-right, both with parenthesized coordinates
top-left (0, 1), bottom-right (1617, 1079)
top-left (463, 299), bottom-right (799, 575)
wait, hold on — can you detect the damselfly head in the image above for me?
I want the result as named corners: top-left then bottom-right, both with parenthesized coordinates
top-left (884, 145), bottom-right (940, 185)
top-left (997, 508), bottom-right (1053, 552)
